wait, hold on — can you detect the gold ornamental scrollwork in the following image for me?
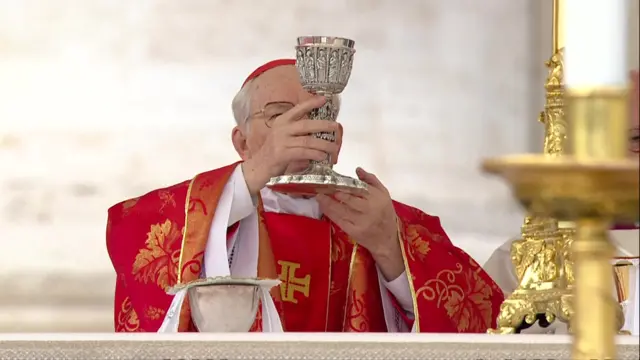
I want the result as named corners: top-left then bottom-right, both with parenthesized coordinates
top-left (539, 50), bottom-right (568, 157)
top-left (489, 215), bottom-right (571, 333)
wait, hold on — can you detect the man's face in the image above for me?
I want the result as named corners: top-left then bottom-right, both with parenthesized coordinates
top-left (630, 70), bottom-right (639, 158)
top-left (233, 65), bottom-right (342, 174)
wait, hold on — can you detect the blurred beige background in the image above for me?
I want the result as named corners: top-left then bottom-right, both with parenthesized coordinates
top-left (0, 0), bottom-right (638, 332)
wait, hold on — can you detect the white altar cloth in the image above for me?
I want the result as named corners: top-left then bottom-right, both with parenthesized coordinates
top-left (0, 333), bottom-right (638, 360)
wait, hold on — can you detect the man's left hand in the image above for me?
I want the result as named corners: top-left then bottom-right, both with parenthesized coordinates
top-left (317, 167), bottom-right (404, 280)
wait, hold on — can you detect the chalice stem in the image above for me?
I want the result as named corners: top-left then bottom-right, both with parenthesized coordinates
top-left (308, 95), bottom-right (337, 170)
top-left (572, 218), bottom-right (617, 360)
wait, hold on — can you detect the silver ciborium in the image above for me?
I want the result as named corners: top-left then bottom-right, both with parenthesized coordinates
top-left (266, 36), bottom-right (368, 196)
top-left (167, 277), bottom-right (278, 332)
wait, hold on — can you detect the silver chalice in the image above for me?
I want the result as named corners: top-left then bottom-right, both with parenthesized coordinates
top-left (266, 36), bottom-right (368, 196)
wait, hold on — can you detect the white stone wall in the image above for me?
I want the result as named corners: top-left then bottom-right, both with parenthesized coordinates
top-left (0, 0), bottom-right (637, 332)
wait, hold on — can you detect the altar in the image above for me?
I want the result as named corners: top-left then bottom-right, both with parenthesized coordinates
top-left (0, 333), bottom-right (638, 360)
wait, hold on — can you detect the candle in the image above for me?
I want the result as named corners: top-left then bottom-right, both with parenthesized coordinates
top-left (553, 0), bottom-right (566, 53)
top-left (564, 0), bottom-right (629, 87)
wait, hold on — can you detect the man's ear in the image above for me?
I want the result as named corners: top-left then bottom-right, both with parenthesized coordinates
top-left (231, 126), bottom-right (249, 160)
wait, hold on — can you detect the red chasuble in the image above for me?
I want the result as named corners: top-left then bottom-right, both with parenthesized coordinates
top-left (107, 162), bottom-right (504, 333)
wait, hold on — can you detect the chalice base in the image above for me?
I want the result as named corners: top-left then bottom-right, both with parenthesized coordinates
top-left (266, 164), bottom-right (368, 196)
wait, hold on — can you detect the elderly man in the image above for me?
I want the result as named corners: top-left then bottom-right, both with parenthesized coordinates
top-left (107, 59), bottom-right (504, 333)
top-left (483, 70), bottom-right (640, 335)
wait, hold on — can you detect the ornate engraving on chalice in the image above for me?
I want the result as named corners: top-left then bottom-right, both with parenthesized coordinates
top-left (166, 277), bottom-right (279, 332)
top-left (266, 36), bottom-right (368, 196)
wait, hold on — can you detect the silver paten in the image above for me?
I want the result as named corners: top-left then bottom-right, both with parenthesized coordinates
top-left (266, 36), bottom-right (368, 196)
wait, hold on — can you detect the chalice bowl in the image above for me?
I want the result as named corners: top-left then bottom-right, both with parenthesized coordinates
top-left (169, 277), bottom-right (278, 332)
top-left (266, 36), bottom-right (368, 196)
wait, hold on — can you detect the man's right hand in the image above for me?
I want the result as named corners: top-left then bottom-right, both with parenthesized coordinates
top-left (242, 96), bottom-right (340, 196)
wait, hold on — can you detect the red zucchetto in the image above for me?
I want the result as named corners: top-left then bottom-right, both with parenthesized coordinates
top-left (242, 59), bottom-right (296, 88)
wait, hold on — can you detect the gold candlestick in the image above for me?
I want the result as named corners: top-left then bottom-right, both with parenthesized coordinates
top-left (488, 0), bottom-right (575, 334)
top-left (484, 86), bottom-right (638, 360)
top-left (484, 1), bottom-right (637, 358)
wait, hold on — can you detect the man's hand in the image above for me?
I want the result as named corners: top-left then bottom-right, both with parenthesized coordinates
top-left (242, 96), bottom-right (340, 195)
top-left (317, 167), bottom-right (405, 280)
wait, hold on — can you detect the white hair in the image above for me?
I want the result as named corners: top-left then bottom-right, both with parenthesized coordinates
top-left (232, 79), bottom-right (254, 126)
top-left (231, 79), bottom-right (342, 127)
